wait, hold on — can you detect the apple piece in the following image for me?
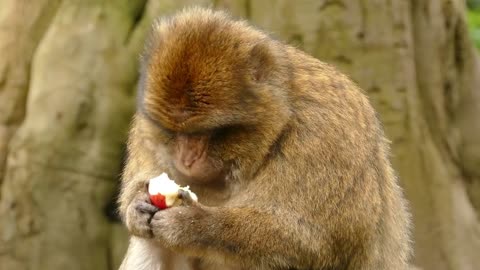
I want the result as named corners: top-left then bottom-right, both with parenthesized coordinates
top-left (149, 193), bottom-right (167, 210)
top-left (148, 173), bottom-right (197, 209)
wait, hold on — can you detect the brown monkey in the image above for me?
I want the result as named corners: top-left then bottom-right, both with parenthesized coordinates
top-left (118, 7), bottom-right (411, 270)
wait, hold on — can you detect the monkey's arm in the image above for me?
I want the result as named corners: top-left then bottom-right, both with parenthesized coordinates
top-left (150, 199), bottom-right (321, 268)
top-left (118, 115), bottom-right (168, 239)
top-left (118, 116), bottom-right (160, 217)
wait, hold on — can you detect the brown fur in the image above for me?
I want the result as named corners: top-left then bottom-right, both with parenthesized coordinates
top-left (118, 7), bottom-right (411, 270)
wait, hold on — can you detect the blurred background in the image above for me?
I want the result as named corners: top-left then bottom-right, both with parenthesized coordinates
top-left (0, 0), bottom-right (479, 270)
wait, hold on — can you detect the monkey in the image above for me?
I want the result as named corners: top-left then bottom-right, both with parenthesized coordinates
top-left (118, 7), bottom-right (412, 270)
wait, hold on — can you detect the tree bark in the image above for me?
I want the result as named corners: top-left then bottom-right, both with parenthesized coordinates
top-left (408, 1), bottom-right (480, 269)
top-left (0, 0), bottom-right (62, 188)
top-left (0, 1), bottom-right (149, 269)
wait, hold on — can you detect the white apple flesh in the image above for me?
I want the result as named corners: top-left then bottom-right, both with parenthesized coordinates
top-left (148, 173), bottom-right (198, 209)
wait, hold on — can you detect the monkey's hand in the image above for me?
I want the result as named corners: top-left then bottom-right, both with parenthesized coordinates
top-left (178, 189), bottom-right (197, 206)
top-left (149, 199), bottom-right (210, 251)
top-left (125, 192), bottom-right (159, 238)
top-left (150, 205), bottom-right (311, 268)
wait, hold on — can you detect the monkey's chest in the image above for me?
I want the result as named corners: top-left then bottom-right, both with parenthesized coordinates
top-left (169, 256), bottom-right (245, 270)
top-left (186, 182), bottom-right (235, 206)
top-left (174, 174), bottom-right (240, 206)
top-left (196, 259), bottom-right (245, 270)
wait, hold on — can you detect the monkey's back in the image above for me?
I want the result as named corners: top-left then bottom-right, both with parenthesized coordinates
top-left (274, 46), bottom-right (412, 269)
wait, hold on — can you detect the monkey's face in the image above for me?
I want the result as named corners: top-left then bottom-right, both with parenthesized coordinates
top-left (138, 18), bottom-right (291, 184)
top-left (139, 57), bottom-right (256, 184)
top-left (143, 118), bottom-right (254, 184)
top-left (165, 131), bottom-right (225, 184)
top-left (139, 68), bottom-right (264, 184)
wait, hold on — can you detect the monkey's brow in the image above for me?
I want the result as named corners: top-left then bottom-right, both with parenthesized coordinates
top-left (140, 109), bottom-right (175, 135)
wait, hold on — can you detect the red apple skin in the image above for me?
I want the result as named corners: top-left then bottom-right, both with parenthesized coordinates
top-left (150, 193), bottom-right (168, 209)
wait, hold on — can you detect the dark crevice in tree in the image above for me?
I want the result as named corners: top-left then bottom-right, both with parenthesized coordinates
top-left (358, 0), bottom-right (367, 41)
top-left (124, 0), bottom-right (148, 45)
top-left (0, 65), bottom-right (8, 95)
top-left (333, 55), bottom-right (352, 65)
top-left (104, 192), bottom-right (122, 223)
top-left (453, 20), bottom-right (466, 72)
top-left (318, 0), bottom-right (346, 11)
top-left (443, 80), bottom-right (455, 121)
top-left (245, 0), bottom-right (252, 19)
top-left (105, 143), bottom-right (128, 223)
top-left (288, 33), bottom-right (304, 47)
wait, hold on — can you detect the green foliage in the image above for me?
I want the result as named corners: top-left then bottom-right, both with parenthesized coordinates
top-left (468, 0), bottom-right (480, 9)
top-left (468, 1), bottom-right (480, 48)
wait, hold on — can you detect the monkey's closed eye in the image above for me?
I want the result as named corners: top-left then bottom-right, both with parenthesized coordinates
top-left (156, 125), bottom-right (175, 137)
top-left (141, 111), bottom-right (176, 138)
top-left (213, 125), bottom-right (246, 141)
top-left (151, 121), bottom-right (175, 142)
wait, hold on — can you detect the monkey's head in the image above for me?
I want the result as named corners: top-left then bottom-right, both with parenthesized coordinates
top-left (137, 8), bottom-right (291, 184)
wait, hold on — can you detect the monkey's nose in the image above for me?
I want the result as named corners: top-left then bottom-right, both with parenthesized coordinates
top-left (176, 134), bottom-right (208, 169)
top-left (174, 158), bottom-right (199, 179)
top-left (180, 147), bottom-right (202, 168)
top-left (182, 155), bottom-right (197, 168)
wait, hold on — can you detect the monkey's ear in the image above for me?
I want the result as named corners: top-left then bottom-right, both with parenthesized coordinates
top-left (249, 42), bottom-right (277, 82)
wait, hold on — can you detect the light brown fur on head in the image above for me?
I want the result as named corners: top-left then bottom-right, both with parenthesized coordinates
top-left (142, 9), bottom-right (290, 133)
top-left (119, 7), bottom-right (412, 270)
top-left (136, 8), bottom-right (293, 184)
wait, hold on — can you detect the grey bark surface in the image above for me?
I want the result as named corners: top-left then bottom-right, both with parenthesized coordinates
top-left (0, 1), bottom-right (149, 269)
top-left (0, 0), bottom-right (62, 188)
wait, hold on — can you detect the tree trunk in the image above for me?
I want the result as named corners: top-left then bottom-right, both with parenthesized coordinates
top-left (0, 1), bottom-right (479, 270)
top-left (0, 0), bottom-right (61, 188)
top-left (0, 1), bottom-right (150, 269)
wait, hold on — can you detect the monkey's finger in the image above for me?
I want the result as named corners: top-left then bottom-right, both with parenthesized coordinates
top-left (133, 223), bottom-right (153, 239)
top-left (135, 201), bottom-right (159, 214)
top-left (178, 190), bottom-right (196, 206)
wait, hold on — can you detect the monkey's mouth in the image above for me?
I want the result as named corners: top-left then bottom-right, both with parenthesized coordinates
top-left (171, 160), bottom-right (226, 186)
